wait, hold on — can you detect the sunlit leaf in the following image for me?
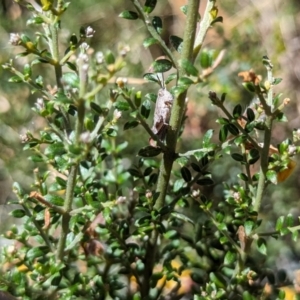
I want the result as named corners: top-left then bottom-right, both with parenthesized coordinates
top-left (119, 10), bottom-right (139, 20)
top-left (138, 146), bottom-right (162, 157)
top-left (171, 212), bottom-right (195, 226)
top-left (144, 0), bottom-right (157, 13)
top-left (181, 166), bottom-right (192, 182)
top-left (181, 59), bottom-right (198, 76)
top-left (143, 37), bottom-right (158, 48)
top-left (257, 238), bottom-right (267, 255)
top-left (151, 59), bottom-right (173, 73)
top-left (152, 16), bottom-right (163, 34)
top-left (124, 120), bottom-right (139, 130)
top-left (170, 35), bottom-right (183, 53)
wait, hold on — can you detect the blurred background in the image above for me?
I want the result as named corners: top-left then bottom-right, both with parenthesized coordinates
top-left (1, 0), bottom-right (300, 285)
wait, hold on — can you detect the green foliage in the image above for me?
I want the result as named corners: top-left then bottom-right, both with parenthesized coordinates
top-left (1, 0), bottom-right (300, 300)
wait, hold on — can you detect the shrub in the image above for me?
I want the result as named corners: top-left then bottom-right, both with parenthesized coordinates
top-left (1, 0), bottom-right (299, 299)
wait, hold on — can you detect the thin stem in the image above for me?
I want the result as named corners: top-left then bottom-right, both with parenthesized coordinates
top-left (56, 91), bottom-right (85, 259)
top-left (241, 143), bottom-right (252, 189)
top-left (84, 83), bottom-right (105, 100)
top-left (48, 15), bottom-right (70, 131)
top-left (122, 93), bottom-right (168, 151)
top-left (254, 59), bottom-right (274, 212)
top-left (139, 1), bottom-right (201, 297)
top-left (155, 0), bottom-right (201, 211)
top-left (218, 101), bottom-right (261, 151)
top-left (193, 0), bottom-right (216, 60)
top-left (254, 117), bottom-right (272, 212)
top-left (22, 203), bottom-right (54, 252)
top-left (56, 165), bottom-right (78, 260)
top-left (196, 196), bottom-right (244, 257)
top-left (90, 101), bottom-right (114, 140)
top-left (29, 191), bottom-right (65, 214)
top-left (130, 0), bottom-right (179, 71)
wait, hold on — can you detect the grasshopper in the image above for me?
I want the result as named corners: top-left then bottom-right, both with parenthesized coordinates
top-left (150, 87), bottom-right (174, 144)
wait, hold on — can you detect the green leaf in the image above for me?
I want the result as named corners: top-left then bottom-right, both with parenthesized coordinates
top-left (145, 92), bottom-right (157, 103)
top-left (8, 75), bottom-right (23, 83)
top-left (151, 59), bottom-right (172, 73)
top-left (66, 61), bottom-right (77, 71)
top-left (29, 154), bottom-right (44, 162)
top-left (27, 16), bottom-right (44, 25)
top-left (44, 142), bottom-right (66, 158)
top-left (181, 59), bottom-right (198, 76)
top-left (171, 212), bottom-right (195, 226)
top-left (23, 63), bottom-right (32, 78)
top-left (275, 112), bottom-right (288, 122)
top-left (209, 272), bottom-right (226, 289)
top-left (292, 230), bottom-right (298, 242)
top-left (227, 124), bottom-right (239, 136)
top-left (173, 178), bottom-right (185, 193)
top-left (202, 129), bottom-right (214, 147)
top-left (143, 166), bottom-right (153, 177)
top-left (141, 99), bottom-right (151, 119)
top-left (10, 209), bottom-right (26, 218)
top-left (134, 91), bottom-right (142, 107)
top-left (273, 78), bottom-right (282, 85)
top-left (172, 85), bottom-right (188, 96)
top-left (44, 194), bottom-right (64, 206)
top-left (180, 5), bottom-right (188, 15)
top-left (238, 173), bottom-right (248, 181)
top-left (143, 37), bottom-right (158, 48)
top-left (119, 10), bottom-right (139, 20)
top-left (20, 33), bottom-right (31, 43)
top-left (138, 146), bottom-right (162, 157)
top-left (56, 176), bottom-right (66, 187)
top-left (181, 167), bottom-right (192, 182)
top-left (124, 120), bottom-right (139, 130)
top-left (107, 128), bottom-right (117, 137)
top-left (26, 247), bottom-right (45, 261)
top-left (266, 170), bottom-right (277, 184)
top-left (115, 100), bottom-right (130, 111)
top-left (105, 50), bottom-right (115, 64)
top-left (244, 220), bottom-right (254, 236)
top-left (148, 173), bottom-right (158, 185)
top-left (243, 291), bottom-right (256, 300)
top-left (199, 49), bottom-right (213, 69)
top-left (231, 153), bottom-right (244, 162)
top-left (143, 73), bottom-right (160, 84)
top-left (211, 16), bottom-right (223, 25)
top-left (54, 91), bottom-right (72, 104)
top-left (152, 16), bottom-right (163, 34)
top-left (144, 0), bottom-right (157, 13)
top-left (178, 77), bottom-right (194, 86)
top-left (165, 72), bottom-right (177, 84)
top-left (287, 213), bottom-right (294, 227)
top-left (197, 177), bottom-right (214, 185)
top-left (233, 104), bottom-right (243, 118)
top-left (69, 33), bottom-right (78, 45)
top-left (62, 72), bottom-right (79, 88)
top-left (257, 237), bottom-right (267, 255)
top-left (219, 126), bottom-right (228, 142)
top-left (242, 82), bottom-right (255, 93)
top-left (275, 216), bottom-right (285, 231)
top-left (246, 108), bottom-right (255, 122)
top-left (248, 149), bottom-right (260, 165)
top-left (217, 117), bottom-right (229, 125)
top-left (221, 93), bottom-right (227, 102)
top-left (224, 250), bottom-right (236, 265)
top-left (191, 163), bottom-right (201, 172)
top-left (90, 102), bottom-right (103, 114)
top-left (127, 168), bottom-right (142, 178)
top-left (170, 35), bottom-right (183, 53)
